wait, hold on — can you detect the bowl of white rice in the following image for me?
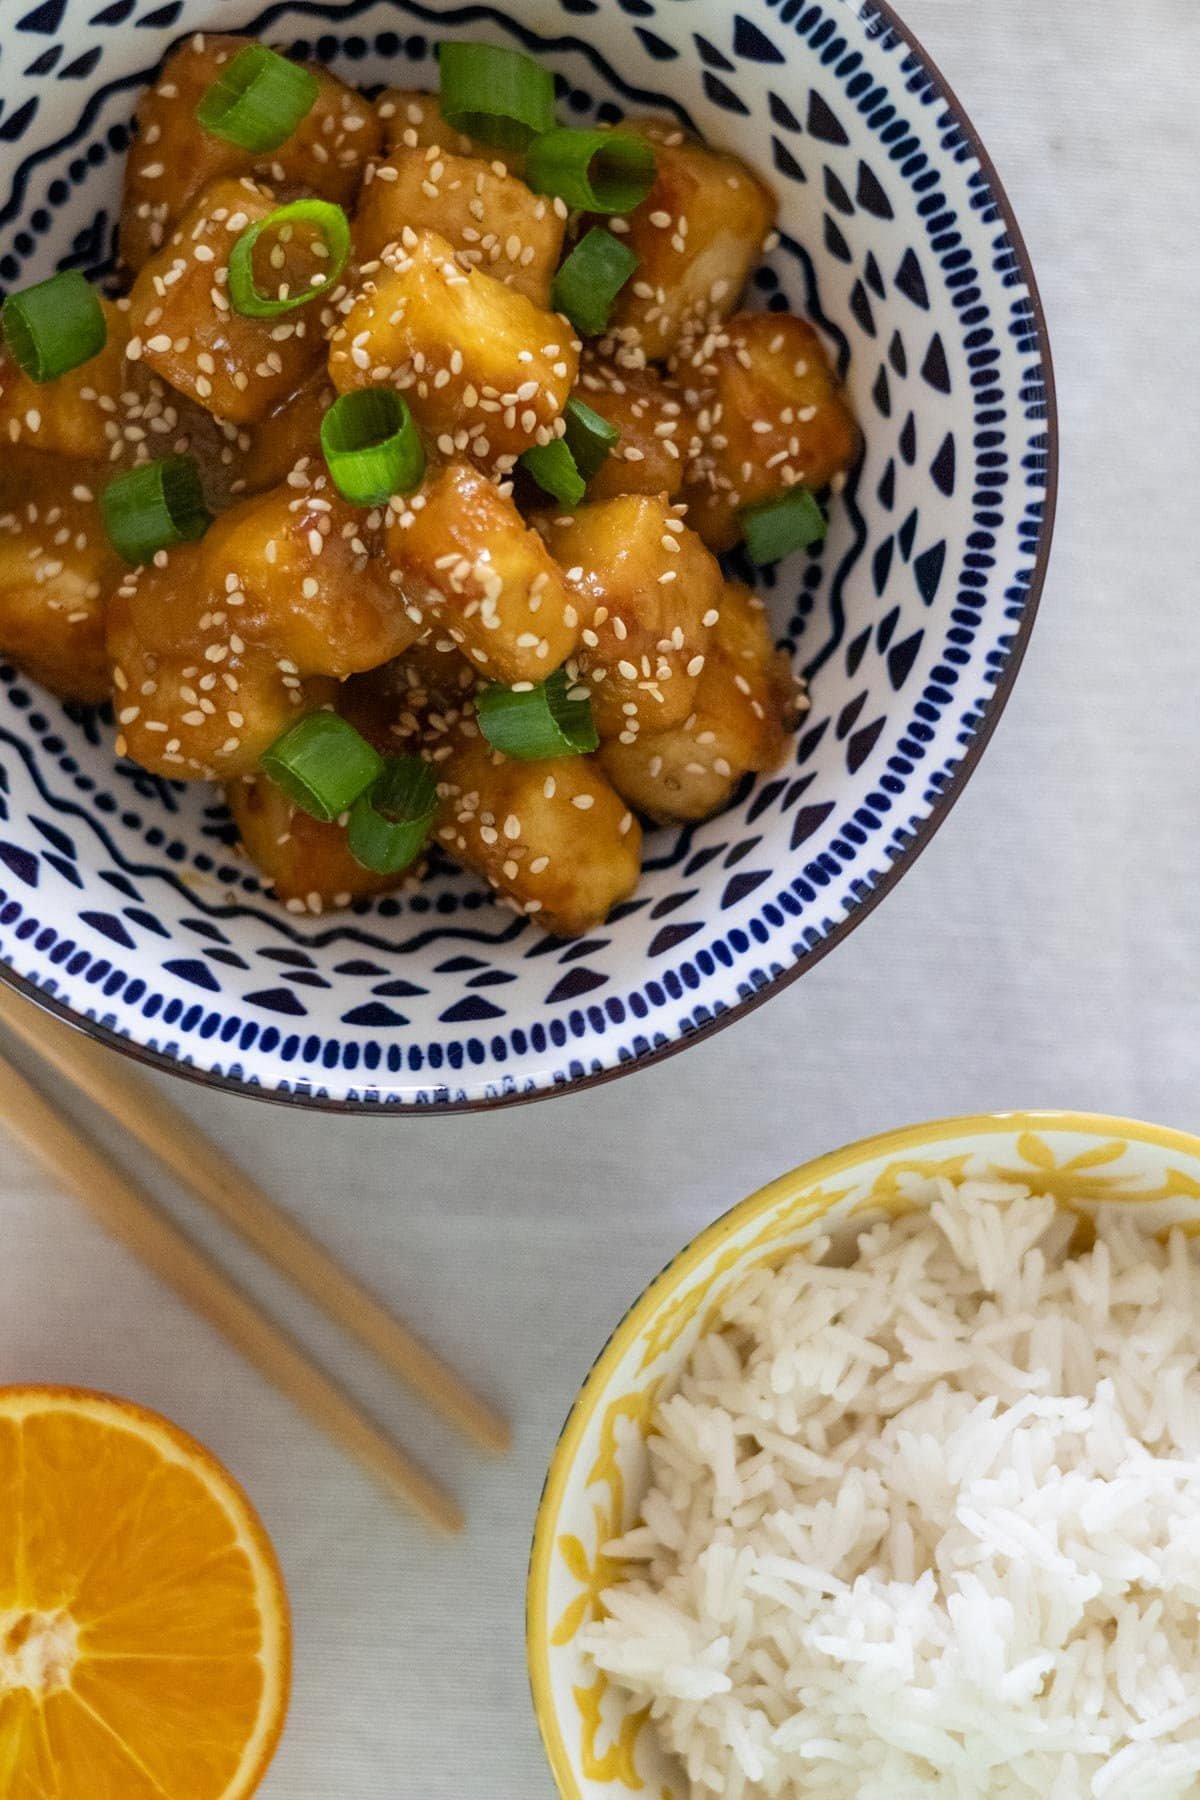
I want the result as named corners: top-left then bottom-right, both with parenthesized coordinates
top-left (527, 1111), bottom-right (1200, 1799)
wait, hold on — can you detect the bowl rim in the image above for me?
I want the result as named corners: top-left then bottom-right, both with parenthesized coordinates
top-left (0, 0), bottom-right (1059, 1113)
top-left (526, 1107), bottom-right (1200, 1799)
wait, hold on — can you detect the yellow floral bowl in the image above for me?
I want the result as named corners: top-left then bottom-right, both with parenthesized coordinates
top-left (526, 1110), bottom-right (1200, 1799)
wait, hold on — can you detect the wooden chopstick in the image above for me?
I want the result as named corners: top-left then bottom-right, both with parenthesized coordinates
top-left (0, 1046), bottom-right (463, 1535)
top-left (0, 982), bottom-right (509, 1456)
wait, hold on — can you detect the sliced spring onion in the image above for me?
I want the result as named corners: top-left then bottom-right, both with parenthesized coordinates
top-left (739, 486), bottom-right (827, 564)
top-left (100, 455), bottom-right (211, 565)
top-left (476, 668), bottom-right (598, 761)
top-left (551, 228), bottom-right (639, 337)
top-left (228, 198), bottom-right (351, 319)
top-left (320, 390), bottom-right (425, 506)
top-left (526, 128), bottom-right (655, 214)
top-left (563, 396), bottom-right (619, 481)
top-left (261, 713), bottom-right (384, 823)
top-left (437, 41), bottom-right (555, 151)
top-left (347, 756), bottom-right (438, 874)
top-left (519, 437), bottom-right (585, 508)
top-left (194, 44), bottom-right (320, 153)
top-left (1, 270), bottom-right (107, 384)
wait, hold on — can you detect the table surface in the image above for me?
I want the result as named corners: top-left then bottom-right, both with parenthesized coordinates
top-left (1, 2), bottom-right (1196, 1793)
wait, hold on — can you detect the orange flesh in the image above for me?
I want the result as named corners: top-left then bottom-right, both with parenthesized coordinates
top-left (0, 1388), bottom-right (290, 1800)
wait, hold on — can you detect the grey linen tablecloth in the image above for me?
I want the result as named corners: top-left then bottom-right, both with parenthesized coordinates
top-left (2, 2), bottom-right (1197, 1792)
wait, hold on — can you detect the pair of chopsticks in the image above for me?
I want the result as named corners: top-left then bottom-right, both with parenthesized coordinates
top-left (0, 980), bottom-right (508, 1534)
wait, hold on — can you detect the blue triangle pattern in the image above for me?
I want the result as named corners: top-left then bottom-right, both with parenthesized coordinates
top-left (895, 246), bottom-right (931, 309)
top-left (18, 0), bottom-right (65, 33)
top-left (734, 17), bottom-right (785, 63)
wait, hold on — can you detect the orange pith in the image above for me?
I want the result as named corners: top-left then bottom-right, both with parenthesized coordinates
top-left (0, 1386), bottom-right (291, 1799)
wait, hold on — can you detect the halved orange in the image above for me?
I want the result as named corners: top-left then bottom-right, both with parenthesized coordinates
top-left (0, 1386), bottom-right (290, 1798)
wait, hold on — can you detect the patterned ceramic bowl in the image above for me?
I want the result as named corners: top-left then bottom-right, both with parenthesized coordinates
top-left (0, 2), bottom-right (1055, 1108)
top-left (527, 1111), bottom-right (1200, 1798)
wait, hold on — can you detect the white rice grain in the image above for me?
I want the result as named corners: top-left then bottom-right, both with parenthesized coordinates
top-left (581, 1177), bottom-right (1200, 1796)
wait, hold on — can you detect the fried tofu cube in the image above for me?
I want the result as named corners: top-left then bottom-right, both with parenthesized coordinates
top-left (376, 89), bottom-right (518, 168)
top-left (536, 495), bottom-right (721, 738)
top-left (436, 728), bottom-right (641, 935)
top-left (679, 313), bottom-right (859, 551)
top-left (127, 176), bottom-right (329, 426)
top-left (0, 295), bottom-right (265, 499)
top-left (227, 770), bottom-right (409, 911)
top-left (385, 461), bottom-right (579, 684)
top-left (0, 475), bottom-right (120, 702)
top-left (121, 34), bottom-right (381, 272)
top-left (206, 471), bottom-right (426, 678)
top-left (355, 148), bottom-right (566, 305)
top-left (0, 298), bottom-right (133, 461)
top-left (599, 581), bottom-right (801, 821)
top-left (106, 541), bottom-right (337, 780)
top-left (328, 230), bottom-right (578, 472)
top-left (600, 120), bottom-right (776, 362)
top-left (575, 354), bottom-right (697, 501)
top-left (243, 368), bottom-right (336, 493)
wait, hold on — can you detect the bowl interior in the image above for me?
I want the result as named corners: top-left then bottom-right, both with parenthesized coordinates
top-left (527, 1113), bottom-right (1200, 1800)
top-left (0, 0), bottom-right (1053, 1105)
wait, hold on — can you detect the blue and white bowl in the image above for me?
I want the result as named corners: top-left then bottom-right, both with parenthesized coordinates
top-left (0, 0), bottom-right (1056, 1109)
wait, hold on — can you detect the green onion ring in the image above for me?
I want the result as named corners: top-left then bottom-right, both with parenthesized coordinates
top-left (260, 713), bottom-right (385, 823)
top-left (347, 756), bottom-right (438, 873)
top-left (476, 668), bottom-right (598, 761)
top-left (1, 270), bottom-right (108, 385)
top-left (563, 396), bottom-right (620, 481)
top-left (100, 455), bottom-right (212, 566)
top-left (320, 390), bottom-right (426, 506)
top-left (436, 41), bottom-right (556, 152)
top-left (518, 437), bottom-right (586, 508)
top-left (194, 44), bottom-right (320, 154)
top-left (551, 228), bottom-right (639, 337)
top-left (526, 129), bottom-right (656, 214)
top-left (739, 486), bottom-right (827, 564)
top-left (227, 198), bottom-right (351, 319)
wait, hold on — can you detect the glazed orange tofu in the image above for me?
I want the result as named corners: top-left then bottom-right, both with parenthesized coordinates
top-left (436, 727), bottom-right (641, 935)
top-left (106, 466), bottom-right (418, 779)
top-left (227, 770), bottom-right (409, 911)
top-left (0, 299), bottom-right (133, 461)
top-left (328, 230), bottom-right (578, 471)
top-left (106, 540), bottom-right (337, 780)
top-left (537, 495), bottom-right (721, 738)
top-left (355, 148), bottom-right (566, 305)
top-left (376, 89), bottom-right (517, 168)
top-left (0, 30), bottom-right (827, 927)
top-left (0, 479), bottom-right (120, 703)
top-left (0, 321), bottom-right (262, 517)
top-left (601, 120), bottom-right (776, 362)
top-left (599, 580), bottom-right (800, 821)
top-left (679, 313), bottom-right (859, 551)
top-left (127, 177), bottom-right (335, 427)
top-left (120, 33), bottom-right (381, 272)
top-left (242, 369), bottom-right (336, 493)
top-left (205, 471), bottom-right (425, 676)
top-left (385, 461), bottom-right (579, 683)
top-left (575, 354), bottom-right (696, 501)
